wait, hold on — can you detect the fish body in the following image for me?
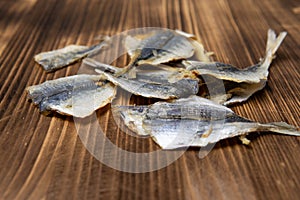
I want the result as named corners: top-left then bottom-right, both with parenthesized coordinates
top-left (35, 41), bottom-right (108, 72)
top-left (90, 61), bottom-right (199, 99)
top-left (115, 95), bottom-right (299, 149)
top-left (27, 74), bottom-right (116, 117)
top-left (120, 30), bottom-right (196, 77)
top-left (98, 70), bottom-right (199, 99)
top-left (183, 30), bottom-right (287, 105)
top-left (125, 30), bottom-right (194, 66)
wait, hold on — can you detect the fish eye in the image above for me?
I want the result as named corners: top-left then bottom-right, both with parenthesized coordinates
top-left (138, 107), bottom-right (144, 113)
top-left (132, 107), bottom-right (144, 113)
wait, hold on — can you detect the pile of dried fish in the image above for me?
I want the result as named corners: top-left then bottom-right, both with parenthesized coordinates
top-left (28, 29), bottom-right (300, 149)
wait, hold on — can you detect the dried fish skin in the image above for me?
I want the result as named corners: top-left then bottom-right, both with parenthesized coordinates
top-left (27, 74), bottom-right (116, 118)
top-left (115, 96), bottom-right (300, 149)
top-left (222, 80), bottom-right (266, 105)
top-left (196, 74), bottom-right (267, 105)
top-left (97, 70), bottom-right (199, 99)
top-left (35, 41), bottom-right (108, 72)
top-left (197, 71), bottom-right (270, 105)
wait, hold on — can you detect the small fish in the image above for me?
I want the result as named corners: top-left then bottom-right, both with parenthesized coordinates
top-left (34, 38), bottom-right (109, 72)
top-left (115, 95), bottom-right (300, 149)
top-left (125, 30), bottom-right (195, 66)
top-left (183, 30), bottom-right (287, 105)
top-left (95, 64), bottom-right (199, 99)
top-left (120, 30), bottom-right (196, 77)
top-left (27, 74), bottom-right (116, 117)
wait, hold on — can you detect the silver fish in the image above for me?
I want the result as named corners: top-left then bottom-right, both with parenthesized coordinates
top-left (85, 57), bottom-right (200, 99)
top-left (119, 30), bottom-right (196, 77)
top-left (34, 38), bottom-right (108, 72)
top-left (115, 95), bottom-right (300, 149)
top-left (27, 74), bottom-right (116, 117)
top-left (183, 30), bottom-right (287, 105)
top-left (95, 65), bottom-right (199, 99)
top-left (125, 30), bottom-right (195, 66)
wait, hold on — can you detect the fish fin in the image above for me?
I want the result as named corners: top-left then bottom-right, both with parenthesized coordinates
top-left (261, 122), bottom-right (300, 136)
top-left (124, 35), bottom-right (142, 58)
top-left (260, 30), bottom-right (287, 72)
top-left (190, 40), bottom-right (214, 62)
top-left (175, 30), bottom-right (214, 62)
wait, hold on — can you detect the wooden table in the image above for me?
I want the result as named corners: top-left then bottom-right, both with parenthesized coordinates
top-left (0, 0), bottom-right (299, 199)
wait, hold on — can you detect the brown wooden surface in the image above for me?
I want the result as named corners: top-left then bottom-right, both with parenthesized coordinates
top-left (0, 0), bottom-right (300, 199)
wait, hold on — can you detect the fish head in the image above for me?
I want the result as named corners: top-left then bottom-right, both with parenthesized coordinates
top-left (112, 105), bottom-right (149, 136)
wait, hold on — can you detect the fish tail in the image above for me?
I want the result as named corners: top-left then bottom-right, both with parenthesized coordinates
top-left (266, 29), bottom-right (287, 56)
top-left (260, 29), bottom-right (287, 70)
top-left (259, 122), bottom-right (300, 136)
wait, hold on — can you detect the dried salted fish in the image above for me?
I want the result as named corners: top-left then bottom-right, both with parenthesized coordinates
top-left (97, 70), bottom-right (199, 99)
top-left (94, 63), bottom-right (199, 99)
top-left (27, 74), bottom-right (116, 117)
top-left (34, 39), bottom-right (108, 72)
top-left (125, 30), bottom-right (195, 66)
top-left (115, 95), bottom-right (300, 149)
top-left (120, 29), bottom-right (196, 77)
top-left (183, 30), bottom-right (287, 105)
top-left (85, 57), bottom-right (200, 99)
top-left (184, 30), bottom-right (287, 83)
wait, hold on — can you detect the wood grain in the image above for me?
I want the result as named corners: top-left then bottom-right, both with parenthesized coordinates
top-left (0, 0), bottom-right (299, 199)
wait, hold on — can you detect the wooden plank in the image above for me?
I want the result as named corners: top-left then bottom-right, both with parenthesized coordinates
top-left (0, 0), bottom-right (299, 199)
